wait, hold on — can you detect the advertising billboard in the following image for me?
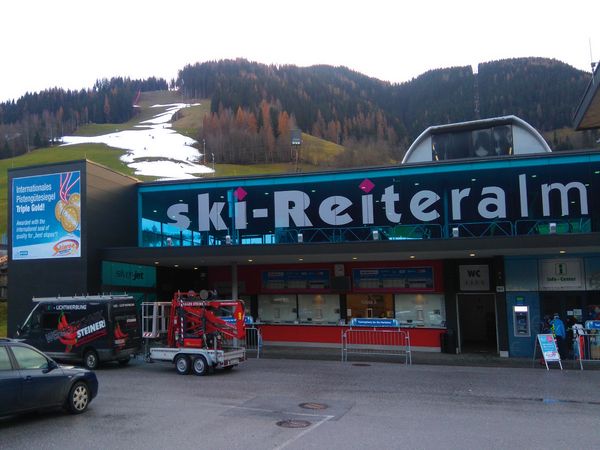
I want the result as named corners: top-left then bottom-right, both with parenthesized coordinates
top-left (12, 171), bottom-right (81, 260)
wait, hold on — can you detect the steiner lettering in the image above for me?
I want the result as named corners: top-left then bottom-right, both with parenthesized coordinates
top-left (76, 320), bottom-right (106, 339)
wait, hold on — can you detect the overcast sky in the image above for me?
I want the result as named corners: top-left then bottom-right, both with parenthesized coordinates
top-left (2, 0), bottom-right (599, 103)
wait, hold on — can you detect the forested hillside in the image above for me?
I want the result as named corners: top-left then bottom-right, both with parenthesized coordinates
top-left (0, 77), bottom-right (167, 158)
top-left (0, 57), bottom-right (595, 168)
top-left (177, 58), bottom-right (593, 165)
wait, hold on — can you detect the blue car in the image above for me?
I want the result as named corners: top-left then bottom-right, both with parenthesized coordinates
top-left (0, 338), bottom-right (98, 417)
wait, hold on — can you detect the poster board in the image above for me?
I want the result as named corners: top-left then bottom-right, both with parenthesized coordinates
top-left (535, 334), bottom-right (562, 370)
top-left (12, 171), bottom-right (81, 260)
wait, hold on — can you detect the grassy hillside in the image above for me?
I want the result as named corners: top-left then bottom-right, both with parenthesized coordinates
top-left (0, 302), bottom-right (7, 337)
top-left (0, 91), bottom-right (346, 236)
top-left (74, 90), bottom-right (192, 136)
top-left (172, 101), bottom-right (212, 139)
top-left (300, 133), bottom-right (345, 167)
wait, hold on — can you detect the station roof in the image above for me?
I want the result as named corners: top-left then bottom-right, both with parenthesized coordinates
top-left (101, 233), bottom-right (600, 270)
top-left (573, 63), bottom-right (600, 130)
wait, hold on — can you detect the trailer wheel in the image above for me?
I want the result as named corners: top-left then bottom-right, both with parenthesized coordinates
top-left (83, 349), bottom-right (99, 370)
top-left (175, 354), bottom-right (191, 375)
top-left (192, 356), bottom-right (208, 376)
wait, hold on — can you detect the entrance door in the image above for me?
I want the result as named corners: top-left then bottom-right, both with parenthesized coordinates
top-left (457, 293), bottom-right (498, 354)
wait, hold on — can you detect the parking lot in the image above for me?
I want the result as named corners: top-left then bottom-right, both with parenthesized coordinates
top-left (2, 356), bottom-right (600, 449)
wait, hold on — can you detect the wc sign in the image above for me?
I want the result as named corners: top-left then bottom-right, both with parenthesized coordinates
top-left (459, 265), bottom-right (490, 291)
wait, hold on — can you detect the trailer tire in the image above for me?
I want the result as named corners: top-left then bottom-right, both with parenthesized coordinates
top-left (192, 356), bottom-right (208, 376)
top-left (175, 354), bottom-right (191, 375)
top-left (83, 349), bottom-right (99, 370)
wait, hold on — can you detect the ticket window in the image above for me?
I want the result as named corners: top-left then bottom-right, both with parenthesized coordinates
top-left (346, 294), bottom-right (394, 320)
top-left (394, 294), bottom-right (445, 327)
top-left (257, 295), bottom-right (298, 323)
top-left (298, 294), bottom-right (340, 324)
top-left (513, 305), bottom-right (531, 337)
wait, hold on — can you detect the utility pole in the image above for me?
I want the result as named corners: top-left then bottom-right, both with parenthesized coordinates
top-left (291, 128), bottom-right (302, 173)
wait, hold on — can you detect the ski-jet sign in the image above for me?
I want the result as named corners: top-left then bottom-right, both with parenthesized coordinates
top-left (157, 167), bottom-right (591, 234)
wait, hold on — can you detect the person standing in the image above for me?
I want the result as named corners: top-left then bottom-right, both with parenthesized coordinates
top-left (550, 313), bottom-right (567, 360)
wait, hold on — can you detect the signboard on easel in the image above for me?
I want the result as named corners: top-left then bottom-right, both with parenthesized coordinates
top-left (535, 334), bottom-right (563, 370)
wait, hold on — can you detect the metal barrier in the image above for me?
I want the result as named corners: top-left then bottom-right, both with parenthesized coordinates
top-left (341, 326), bottom-right (411, 365)
top-left (245, 326), bottom-right (263, 359)
top-left (574, 332), bottom-right (600, 370)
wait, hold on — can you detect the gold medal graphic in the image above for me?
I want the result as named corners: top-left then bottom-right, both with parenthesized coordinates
top-left (68, 193), bottom-right (80, 209)
top-left (60, 205), bottom-right (79, 233)
top-left (56, 172), bottom-right (81, 234)
top-left (55, 199), bottom-right (68, 221)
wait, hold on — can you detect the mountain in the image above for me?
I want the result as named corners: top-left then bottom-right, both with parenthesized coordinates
top-left (0, 58), bottom-right (596, 166)
top-left (177, 57), bottom-right (595, 165)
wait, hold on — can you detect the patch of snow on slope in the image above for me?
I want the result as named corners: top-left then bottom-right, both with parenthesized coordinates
top-left (61, 102), bottom-right (211, 180)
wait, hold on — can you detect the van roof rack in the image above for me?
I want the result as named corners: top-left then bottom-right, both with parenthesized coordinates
top-left (32, 294), bottom-right (134, 303)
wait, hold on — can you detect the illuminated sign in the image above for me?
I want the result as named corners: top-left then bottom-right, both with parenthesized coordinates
top-left (12, 171), bottom-right (81, 260)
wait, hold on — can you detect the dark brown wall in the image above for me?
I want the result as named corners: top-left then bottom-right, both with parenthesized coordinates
top-left (7, 161), bottom-right (138, 335)
top-left (8, 161), bottom-right (87, 334)
top-left (85, 162), bottom-right (138, 294)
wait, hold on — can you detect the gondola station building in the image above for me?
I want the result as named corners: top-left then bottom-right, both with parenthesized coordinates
top-left (7, 111), bottom-right (600, 358)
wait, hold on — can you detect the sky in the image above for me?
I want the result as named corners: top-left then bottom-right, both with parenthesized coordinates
top-left (2, 0), bottom-right (599, 103)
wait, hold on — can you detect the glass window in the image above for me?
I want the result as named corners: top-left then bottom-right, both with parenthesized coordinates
top-left (141, 218), bottom-right (164, 247)
top-left (11, 346), bottom-right (49, 370)
top-left (0, 347), bottom-right (13, 371)
top-left (257, 294), bottom-right (297, 323)
top-left (298, 294), bottom-right (340, 324)
top-left (41, 313), bottom-right (63, 330)
top-left (346, 294), bottom-right (394, 320)
top-left (394, 294), bottom-right (446, 327)
top-left (432, 125), bottom-right (513, 161)
top-left (492, 125), bottom-right (513, 156)
top-left (472, 130), bottom-right (493, 157)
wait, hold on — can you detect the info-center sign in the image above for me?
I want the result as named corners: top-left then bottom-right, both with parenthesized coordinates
top-left (12, 171), bottom-right (81, 260)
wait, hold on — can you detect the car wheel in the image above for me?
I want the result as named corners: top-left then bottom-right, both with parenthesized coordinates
top-left (83, 349), bottom-right (99, 370)
top-left (192, 356), bottom-right (208, 376)
top-left (67, 381), bottom-right (90, 414)
top-left (175, 354), bottom-right (190, 375)
top-left (117, 358), bottom-right (130, 366)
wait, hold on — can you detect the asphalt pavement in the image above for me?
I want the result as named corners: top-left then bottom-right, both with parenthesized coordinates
top-left (258, 344), bottom-right (597, 369)
top-left (1, 353), bottom-right (599, 450)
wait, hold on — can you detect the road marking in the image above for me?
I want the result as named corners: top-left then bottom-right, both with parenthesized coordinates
top-left (273, 414), bottom-right (333, 450)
